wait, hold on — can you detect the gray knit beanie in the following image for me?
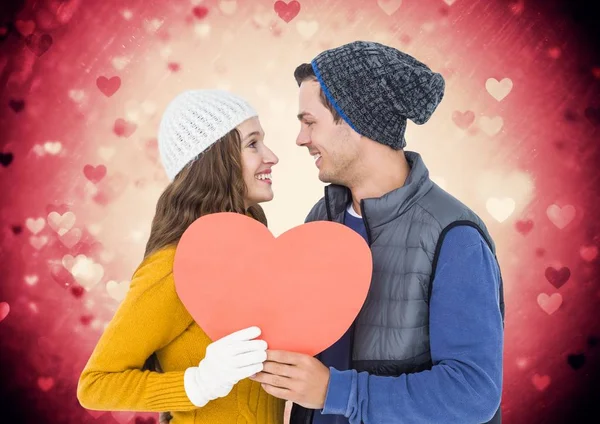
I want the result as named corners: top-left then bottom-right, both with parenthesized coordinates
top-left (309, 41), bottom-right (445, 149)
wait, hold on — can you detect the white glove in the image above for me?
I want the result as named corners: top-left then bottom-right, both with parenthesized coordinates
top-left (184, 326), bottom-right (267, 407)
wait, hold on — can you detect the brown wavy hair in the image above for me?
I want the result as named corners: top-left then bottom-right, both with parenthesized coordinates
top-left (144, 127), bottom-right (267, 259)
top-left (142, 127), bottom-right (267, 423)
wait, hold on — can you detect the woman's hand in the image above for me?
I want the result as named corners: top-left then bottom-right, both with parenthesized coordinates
top-left (183, 326), bottom-right (267, 407)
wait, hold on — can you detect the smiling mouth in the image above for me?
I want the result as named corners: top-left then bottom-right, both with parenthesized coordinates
top-left (255, 173), bottom-right (272, 184)
top-left (312, 153), bottom-right (322, 167)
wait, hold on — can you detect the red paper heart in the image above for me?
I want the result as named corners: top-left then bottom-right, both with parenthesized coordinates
top-left (96, 76), bottom-right (121, 97)
top-left (15, 20), bottom-right (36, 36)
top-left (92, 173), bottom-right (128, 205)
top-left (80, 314), bottom-right (94, 325)
top-left (8, 99), bottom-right (25, 113)
top-left (508, 1), bottom-right (524, 16)
top-left (113, 118), bottom-right (137, 137)
top-left (70, 285), bottom-right (85, 298)
top-left (174, 212), bottom-right (372, 356)
top-left (0, 151), bottom-right (13, 166)
top-left (274, 1), bottom-right (301, 23)
top-left (0, 302), bottom-right (10, 323)
top-left (25, 33), bottom-right (53, 57)
top-left (83, 164), bottom-right (106, 183)
top-left (531, 373), bottom-right (550, 391)
top-left (452, 110), bottom-right (475, 129)
top-left (580, 245), bottom-right (598, 262)
top-left (37, 376), bottom-right (54, 391)
top-left (50, 264), bottom-right (74, 288)
top-left (192, 6), bottom-right (209, 19)
top-left (515, 219), bottom-right (534, 235)
top-left (545, 266), bottom-right (571, 289)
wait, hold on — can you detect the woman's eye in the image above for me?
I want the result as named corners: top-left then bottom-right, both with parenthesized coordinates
top-left (249, 141), bottom-right (257, 148)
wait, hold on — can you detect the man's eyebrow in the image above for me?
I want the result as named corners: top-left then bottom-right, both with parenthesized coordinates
top-left (297, 112), bottom-right (314, 121)
top-left (243, 131), bottom-right (262, 140)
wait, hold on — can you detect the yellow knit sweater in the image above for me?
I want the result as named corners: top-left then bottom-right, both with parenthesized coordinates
top-left (77, 245), bottom-right (284, 423)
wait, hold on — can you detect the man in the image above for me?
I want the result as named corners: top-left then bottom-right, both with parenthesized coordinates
top-left (249, 41), bottom-right (505, 424)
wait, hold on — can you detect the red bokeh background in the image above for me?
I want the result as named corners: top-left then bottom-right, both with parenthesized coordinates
top-left (1, 0), bottom-right (599, 423)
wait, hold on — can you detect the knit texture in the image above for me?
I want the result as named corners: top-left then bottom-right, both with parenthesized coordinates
top-left (310, 41), bottom-right (445, 149)
top-left (77, 246), bottom-right (284, 424)
top-left (158, 90), bottom-right (258, 180)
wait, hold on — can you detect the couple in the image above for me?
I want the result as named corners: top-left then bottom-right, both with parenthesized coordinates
top-left (77, 41), bottom-right (505, 424)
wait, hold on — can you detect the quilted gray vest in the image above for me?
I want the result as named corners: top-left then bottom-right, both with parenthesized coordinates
top-left (291, 151), bottom-right (504, 424)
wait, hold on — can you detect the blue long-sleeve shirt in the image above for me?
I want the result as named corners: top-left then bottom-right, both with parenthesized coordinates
top-left (315, 208), bottom-right (503, 424)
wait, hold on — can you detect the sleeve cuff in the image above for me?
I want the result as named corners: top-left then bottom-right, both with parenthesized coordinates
top-left (322, 367), bottom-right (353, 416)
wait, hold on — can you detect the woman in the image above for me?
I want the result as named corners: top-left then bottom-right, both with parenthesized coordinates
top-left (77, 89), bottom-right (284, 423)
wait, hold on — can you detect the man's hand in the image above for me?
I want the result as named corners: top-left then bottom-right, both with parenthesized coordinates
top-left (249, 350), bottom-right (330, 410)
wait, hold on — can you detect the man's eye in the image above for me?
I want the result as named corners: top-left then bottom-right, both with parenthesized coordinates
top-left (305, 122), bottom-right (314, 127)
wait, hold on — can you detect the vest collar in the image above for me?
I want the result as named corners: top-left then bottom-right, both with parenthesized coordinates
top-left (324, 151), bottom-right (433, 229)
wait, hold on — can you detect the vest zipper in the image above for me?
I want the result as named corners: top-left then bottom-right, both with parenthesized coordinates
top-left (324, 187), bottom-right (332, 221)
top-left (359, 199), bottom-right (373, 246)
top-left (348, 199), bottom-right (372, 379)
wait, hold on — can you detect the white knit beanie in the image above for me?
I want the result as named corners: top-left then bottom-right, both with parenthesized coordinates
top-left (157, 89), bottom-right (258, 181)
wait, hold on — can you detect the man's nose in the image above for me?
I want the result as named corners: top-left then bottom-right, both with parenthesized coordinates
top-left (296, 129), bottom-right (310, 147)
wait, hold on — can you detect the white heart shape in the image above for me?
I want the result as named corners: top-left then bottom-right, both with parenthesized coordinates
top-left (29, 235), bottom-right (48, 250)
top-left (377, 0), bottom-right (402, 16)
top-left (26, 217), bottom-right (45, 234)
top-left (219, 0), bottom-right (237, 15)
top-left (546, 204), bottom-right (576, 229)
top-left (537, 293), bottom-right (562, 315)
top-left (43, 141), bottom-right (62, 155)
top-left (112, 56), bottom-right (130, 71)
top-left (71, 256), bottom-right (104, 290)
top-left (100, 249), bottom-right (115, 263)
top-left (25, 275), bottom-right (39, 286)
top-left (194, 23), bottom-right (211, 38)
top-left (486, 197), bottom-right (515, 222)
top-left (252, 11), bottom-right (273, 28)
top-left (296, 20), bottom-right (319, 39)
top-left (106, 280), bottom-right (131, 302)
top-left (479, 116), bottom-right (504, 136)
top-left (32, 144), bottom-right (45, 156)
top-left (160, 46), bottom-right (173, 59)
top-left (141, 101), bottom-right (157, 116)
top-left (98, 146), bottom-right (116, 161)
top-left (485, 77), bottom-right (513, 101)
top-left (87, 223), bottom-right (102, 236)
top-left (421, 22), bottom-right (436, 33)
top-left (68, 89), bottom-right (85, 103)
top-left (62, 254), bottom-right (76, 272)
top-left (47, 211), bottom-right (76, 236)
top-left (144, 18), bottom-right (163, 33)
top-left (59, 228), bottom-right (82, 249)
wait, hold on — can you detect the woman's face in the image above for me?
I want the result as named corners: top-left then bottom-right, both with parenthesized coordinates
top-left (237, 117), bottom-right (279, 208)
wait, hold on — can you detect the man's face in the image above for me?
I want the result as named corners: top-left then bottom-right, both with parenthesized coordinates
top-left (296, 80), bottom-right (361, 185)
